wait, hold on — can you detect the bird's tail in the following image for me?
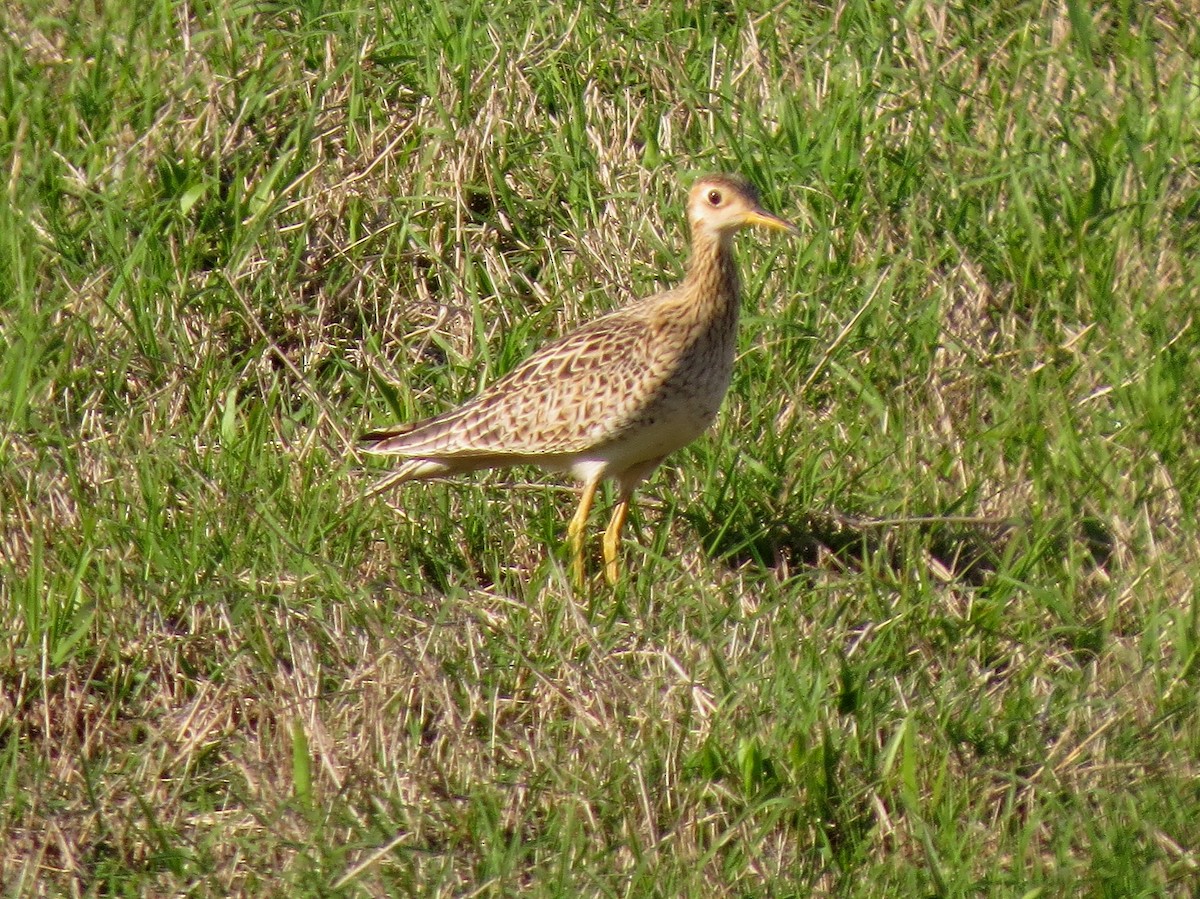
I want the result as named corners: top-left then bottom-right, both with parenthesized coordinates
top-left (356, 421), bottom-right (456, 498)
top-left (359, 423), bottom-right (419, 454)
top-left (360, 456), bottom-right (458, 498)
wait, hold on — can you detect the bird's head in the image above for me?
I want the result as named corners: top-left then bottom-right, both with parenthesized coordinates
top-left (686, 174), bottom-right (799, 241)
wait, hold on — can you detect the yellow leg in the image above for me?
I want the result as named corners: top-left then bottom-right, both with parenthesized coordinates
top-left (567, 476), bottom-right (600, 589)
top-left (602, 494), bottom-right (632, 585)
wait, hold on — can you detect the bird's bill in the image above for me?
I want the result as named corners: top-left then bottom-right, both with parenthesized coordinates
top-left (744, 209), bottom-right (800, 235)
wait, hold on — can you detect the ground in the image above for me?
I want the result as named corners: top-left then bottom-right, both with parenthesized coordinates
top-left (1, 0), bottom-right (1198, 895)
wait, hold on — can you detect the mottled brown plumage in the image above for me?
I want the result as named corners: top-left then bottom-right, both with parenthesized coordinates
top-left (361, 174), bottom-right (797, 585)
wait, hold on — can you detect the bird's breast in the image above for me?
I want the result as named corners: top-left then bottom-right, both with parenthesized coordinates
top-left (597, 312), bottom-right (738, 463)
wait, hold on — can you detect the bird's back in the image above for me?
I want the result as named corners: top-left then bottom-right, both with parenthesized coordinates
top-left (359, 277), bottom-right (739, 477)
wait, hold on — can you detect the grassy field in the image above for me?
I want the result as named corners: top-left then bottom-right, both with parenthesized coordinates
top-left (2, 0), bottom-right (1199, 894)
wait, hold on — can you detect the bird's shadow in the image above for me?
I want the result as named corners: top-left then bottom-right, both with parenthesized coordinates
top-left (684, 497), bottom-right (1115, 586)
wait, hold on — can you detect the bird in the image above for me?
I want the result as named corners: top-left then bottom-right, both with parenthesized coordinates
top-left (360, 173), bottom-right (797, 586)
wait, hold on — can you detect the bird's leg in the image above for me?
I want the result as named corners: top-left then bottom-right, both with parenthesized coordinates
top-left (568, 476), bottom-right (600, 588)
top-left (602, 493), bottom-right (632, 585)
top-left (602, 459), bottom-right (662, 585)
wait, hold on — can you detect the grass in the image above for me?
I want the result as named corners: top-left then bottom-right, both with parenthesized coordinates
top-left (2, 0), bottom-right (1199, 894)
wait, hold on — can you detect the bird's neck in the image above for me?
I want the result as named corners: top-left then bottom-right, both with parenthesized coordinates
top-left (677, 232), bottom-right (740, 328)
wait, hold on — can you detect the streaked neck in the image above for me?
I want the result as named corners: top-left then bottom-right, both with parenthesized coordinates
top-left (678, 231), bottom-right (740, 326)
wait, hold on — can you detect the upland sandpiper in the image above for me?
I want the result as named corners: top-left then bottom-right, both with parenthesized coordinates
top-left (360, 173), bottom-right (797, 585)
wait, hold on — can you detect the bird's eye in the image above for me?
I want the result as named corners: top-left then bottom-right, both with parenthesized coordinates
top-left (707, 189), bottom-right (723, 206)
